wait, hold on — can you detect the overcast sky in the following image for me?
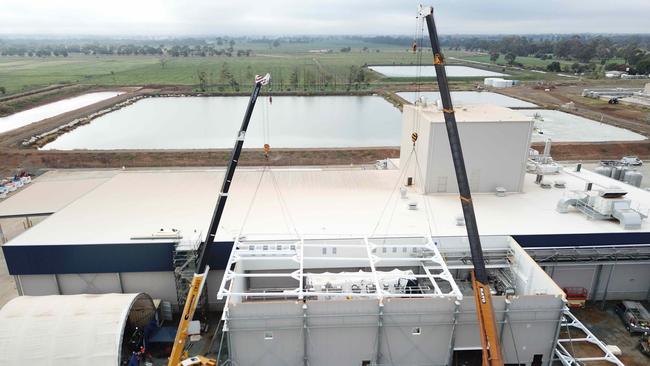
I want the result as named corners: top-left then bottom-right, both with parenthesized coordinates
top-left (2, 0), bottom-right (650, 36)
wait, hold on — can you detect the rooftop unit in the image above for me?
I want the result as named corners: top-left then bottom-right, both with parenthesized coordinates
top-left (216, 235), bottom-right (566, 366)
top-left (557, 188), bottom-right (648, 229)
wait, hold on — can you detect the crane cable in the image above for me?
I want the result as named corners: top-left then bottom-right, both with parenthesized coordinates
top-left (236, 81), bottom-right (299, 238)
top-left (411, 12), bottom-right (426, 142)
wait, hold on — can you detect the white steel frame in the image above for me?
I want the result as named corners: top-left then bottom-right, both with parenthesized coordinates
top-left (554, 307), bottom-right (624, 366)
top-left (217, 235), bottom-right (463, 302)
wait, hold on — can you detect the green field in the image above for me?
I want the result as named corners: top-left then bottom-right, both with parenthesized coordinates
top-left (451, 53), bottom-right (626, 69)
top-left (0, 45), bottom-right (547, 95)
top-left (0, 46), bottom-right (430, 94)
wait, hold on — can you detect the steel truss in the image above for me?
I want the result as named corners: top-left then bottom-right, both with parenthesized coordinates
top-left (554, 307), bottom-right (624, 366)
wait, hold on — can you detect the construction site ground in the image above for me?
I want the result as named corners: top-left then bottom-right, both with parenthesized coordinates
top-left (568, 303), bottom-right (650, 366)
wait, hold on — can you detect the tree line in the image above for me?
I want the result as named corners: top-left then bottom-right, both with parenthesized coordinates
top-left (0, 39), bottom-right (251, 58)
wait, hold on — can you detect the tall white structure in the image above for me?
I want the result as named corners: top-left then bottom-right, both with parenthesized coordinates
top-left (400, 103), bottom-right (533, 194)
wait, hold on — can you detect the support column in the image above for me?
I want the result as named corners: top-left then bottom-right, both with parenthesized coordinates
top-left (591, 265), bottom-right (603, 301)
top-left (445, 300), bottom-right (461, 366)
top-left (54, 274), bottom-right (62, 295)
top-left (499, 299), bottom-right (511, 346)
top-left (117, 272), bottom-right (125, 293)
top-left (375, 301), bottom-right (384, 365)
top-left (303, 302), bottom-right (309, 366)
top-left (600, 258), bottom-right (617, 309)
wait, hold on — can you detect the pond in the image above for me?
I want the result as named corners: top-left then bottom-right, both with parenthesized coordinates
top-left (0, 91), bottom-right (124, 133)
top-left (396, 91), bottom-right (537, 108)
top-left (524, 109), bottom-right (646, 143)
top-left (42, 96), bottom-right (403, 150)
top-left (368, 65), bottom-right (507, 78)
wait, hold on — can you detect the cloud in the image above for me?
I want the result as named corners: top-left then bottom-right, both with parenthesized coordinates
top-left (1, 0), bottom-right (649, 36)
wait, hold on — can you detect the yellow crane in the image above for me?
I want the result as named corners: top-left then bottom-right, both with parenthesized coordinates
top-left (167, 267), bottom-right (216, 366)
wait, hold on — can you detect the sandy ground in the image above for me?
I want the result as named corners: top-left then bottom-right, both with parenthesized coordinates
top-left (571, 303), bottom-right (650, 366)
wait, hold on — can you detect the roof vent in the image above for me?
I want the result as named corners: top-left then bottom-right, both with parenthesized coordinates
top-left (495, 187), bottom-right (506, 197)
top-left (554, 180), bottom-right (566, 188)
top-left (455, 215), bottom-right (465, 226)
top-left (599, 188), bottom-right (627, 198)
top-left (400, 187), bottom-right (408, 199)
top-left (408, 201), bottom-right (418, 210)
top-left (540, 180), bottom-right (552, 189)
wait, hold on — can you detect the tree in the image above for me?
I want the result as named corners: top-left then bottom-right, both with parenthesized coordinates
top-left (340, 47), bottom-right (351, 53)
top-left (636, 55), bottom-right (650, 74)
top-left (289, 69), bottom-right (299, 89)
top-left (504, 52), bottom-right (516, 65)
top-left (622, 44), bottom-right (645, 65)
top-left (0, 86), bottom-right (5, 95)
top-left (272, 39), bottom-right (281, 48)
top-left (546, 61), bottom-right (561, 72)
top-left (159, 58), bottom-right (168, 69)
top-left (197, 70), bottom-right (208, 91)
top-left (489, 52), bottom-right (500, 63)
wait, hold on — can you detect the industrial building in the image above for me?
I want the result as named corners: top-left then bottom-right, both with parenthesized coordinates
top-left (0, 103), bottom-right (648, 365)
top-left (217, 235), bottom-right (565, 365)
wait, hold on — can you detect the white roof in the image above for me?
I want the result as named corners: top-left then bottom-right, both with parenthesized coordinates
top-left (0, 170), bottom-right (116, 218)
top-left (0, 293), bottom-right (152, 366)
top-left (411, 104), bottom-right (529, 123)
top-left (4, 165), bottom-right (650, 247)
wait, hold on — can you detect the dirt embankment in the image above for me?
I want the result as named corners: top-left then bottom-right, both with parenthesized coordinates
top-left (1, 148), bottom-right (399, 174)
top-left (0, 88), bottom-right (147, 149)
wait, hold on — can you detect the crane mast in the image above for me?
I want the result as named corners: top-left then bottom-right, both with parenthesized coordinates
top-left (168, 74), bottom-right (270, 366)
top-left (419, 6), bottom-right (504, 366)
top-left (196, 73), bottom-right (271, 273)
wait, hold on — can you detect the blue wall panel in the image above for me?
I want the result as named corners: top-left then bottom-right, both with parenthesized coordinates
top-left (512, 232), bottom-right (650, 248)
top-left (3, 241), bottom-right (233, 275)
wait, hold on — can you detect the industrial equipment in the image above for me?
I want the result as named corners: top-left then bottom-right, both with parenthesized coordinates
top-left (168, 73), bottom-right (271, 366)
top-left (419, 5), bottom-right (504, 365)
top-left (640, 332), bottom-right (650, 357)
top-left (563, 287), bottom-right (588, 309)
top-left (615, 301), bottom-right (650, 335)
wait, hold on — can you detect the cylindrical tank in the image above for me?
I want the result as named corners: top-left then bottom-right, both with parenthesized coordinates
top-left (624, 170), bottom-right (643, 187)
top-left (611, 166), bottom-right (623, 180)
top-left (492, 79), bottom-right (510, 88)
top-left (595, 166), bottom-right (612, 177)
top-left (619, 166), bottom-right (630, 181)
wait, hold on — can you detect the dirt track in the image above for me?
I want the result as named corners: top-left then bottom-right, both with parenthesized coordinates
top-left (1, 148), bottom-right (399, 173)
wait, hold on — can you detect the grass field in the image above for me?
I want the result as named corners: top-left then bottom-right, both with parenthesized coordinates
top-left (0, 45), bottom-right (537, 95)
top-left (452, 53), bottom-right (626, 69)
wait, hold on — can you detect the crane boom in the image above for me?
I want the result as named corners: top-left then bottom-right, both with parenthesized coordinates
top-left (168, 267), bottom-right (211, 366)
top-left (419, 6), bottom-right (504, 366)
top-left (196, 73), bottom-right (271, 273)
